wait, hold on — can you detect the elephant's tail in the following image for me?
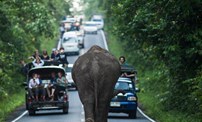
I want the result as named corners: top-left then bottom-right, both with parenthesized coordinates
top-left (94, 78), bottom-right (98, 117)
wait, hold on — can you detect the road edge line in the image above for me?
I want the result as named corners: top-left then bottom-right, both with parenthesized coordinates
top-left (57, 38), bottom-right (61, 50)
top-left (137, 108), bottom-right (156, 122)
top-left (11, 110), bottom-right (27, 122)
top-left (101, 29), bottom-right (156, 122)
top-left (100, 30), bottom-right (109, 51)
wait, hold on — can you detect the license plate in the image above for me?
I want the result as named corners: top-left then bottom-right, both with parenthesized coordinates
top-left (110, 102), bottom-right (120, 107)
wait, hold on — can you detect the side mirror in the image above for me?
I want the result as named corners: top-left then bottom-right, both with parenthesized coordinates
top-left (25, 86), bottom-right (28, 90)
top-left (78, 44), bottom-right (82, 49)
top-left (135, 87), bottom-right (140, 93)
top-left (22, 82), bottom-right (27, 87)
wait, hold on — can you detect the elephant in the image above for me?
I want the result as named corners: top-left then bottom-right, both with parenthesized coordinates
top-left (72, 45), bottom-right (121, 122)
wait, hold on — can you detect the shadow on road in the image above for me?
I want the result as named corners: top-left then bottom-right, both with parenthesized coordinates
top-left (108, 115), bottom-right (131, 119)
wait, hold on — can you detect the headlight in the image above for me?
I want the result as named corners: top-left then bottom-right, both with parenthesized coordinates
top-left (127, 96), bottom-right (137, 101)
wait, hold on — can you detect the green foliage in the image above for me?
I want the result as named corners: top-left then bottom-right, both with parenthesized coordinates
top-left (90, 0), bottom-right (202, 120)
top-left (0, 0), bottom-right (70, 120)
top-left (0, 90), bottom-right (24, 122)
top-left (0, 0), bottom-right (70, 100)
top-left (83, 0), bottom-right (105, 20)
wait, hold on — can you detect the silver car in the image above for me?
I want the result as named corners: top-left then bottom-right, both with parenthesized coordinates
top-left (83, 21), bottom-right (98, 34)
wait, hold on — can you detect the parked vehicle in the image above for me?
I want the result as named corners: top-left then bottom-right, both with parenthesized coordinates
top-left (109, 65), bottom-right (139, 118)
top-left (61, 17), bottom-right (77, 31)
top-left (24, 63), bottom-right (69, 115)
top-left (83, 21), bottom-right (98, 34)
top-left (65, 64), bottom-right (77, 89)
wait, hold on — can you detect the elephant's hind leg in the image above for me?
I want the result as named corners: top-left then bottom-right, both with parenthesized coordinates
top-left (86, 118), bottom-right (94, 122)
top-left (83, 100), bottom-right (95, 122)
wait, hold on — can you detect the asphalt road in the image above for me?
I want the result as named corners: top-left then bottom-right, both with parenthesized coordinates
top-left (10, 30), bottom-right (152, 122)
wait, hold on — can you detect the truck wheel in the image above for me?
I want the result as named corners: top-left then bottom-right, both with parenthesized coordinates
top-left (63, 107), bottom-right (68, 114)
top-left (128, 112), bottom-right (136, 119)
top-left (25, 94), bottom-right (28, 110)
top-left (28, 109), bottom-right (35, 116)
top-left (76, 51), bottom-right (80, 55)
top-left (75, 86), bottom-right (78, 90)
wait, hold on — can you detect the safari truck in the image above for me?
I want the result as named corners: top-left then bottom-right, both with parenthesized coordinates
top-left (24, 62), bottom-right (69, 115)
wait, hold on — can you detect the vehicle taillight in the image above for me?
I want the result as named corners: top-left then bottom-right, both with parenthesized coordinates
top-left (75, 22), bottom-right (80, 26)
top-left (64, 95), bottom-right (68, 102)
top-left (28, 97), bottom-right (32, 103)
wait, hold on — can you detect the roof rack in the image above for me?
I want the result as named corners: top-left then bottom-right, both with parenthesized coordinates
top-left (43, 60), bottom-right (64, 66)
top-left (26, 60), bottom-right (64, 71)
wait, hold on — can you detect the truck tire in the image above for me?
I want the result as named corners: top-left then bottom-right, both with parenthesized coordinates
top-left (28, 109), bottom-right (35, 116)
top-left (63, 107), bottom-right (68, 114)
top-left (129, 112), bottom-right (136, 119)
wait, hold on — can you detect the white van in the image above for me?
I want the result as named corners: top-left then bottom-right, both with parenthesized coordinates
top-left (61, 32), bottom-right (80, 55)
top-left (91, 15), bottom-right (104, 29)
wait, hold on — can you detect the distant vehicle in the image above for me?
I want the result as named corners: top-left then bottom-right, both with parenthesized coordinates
top-left (65, 64), bottom-right (76, 89)
top-left (62, 37), bottom-right (80, 55)
top-left (61, 17), bottom-right (77, 31)
top-left (62, 31), bottom-right (84, 49)
top-left (83, 21), bottom-right (98, 34)
top-left (24, 64), bottom-right (69, 115)
top-left (76, 31), bottom-right (85, 48)
top-left (91, 15), bottom-right (104, 29)
top-left (66, 17), bottom-right (77, 23)
top-left (71, 21), bottom-right (80, 31)
top-left (62, 31), bottom-right (77, 39)
top-left (109, 77), bottom-right (138, 118)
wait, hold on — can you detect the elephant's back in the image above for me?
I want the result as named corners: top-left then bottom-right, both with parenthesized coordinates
top-left (72, 45), bottom-right (120, 84)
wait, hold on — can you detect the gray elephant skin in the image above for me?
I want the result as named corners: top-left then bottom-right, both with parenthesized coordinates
top-left (72, 45), bottom-right (121, 122)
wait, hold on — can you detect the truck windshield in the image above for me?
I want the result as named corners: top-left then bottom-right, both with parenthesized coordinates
top-left (114, 82), bottom-right (133, 91)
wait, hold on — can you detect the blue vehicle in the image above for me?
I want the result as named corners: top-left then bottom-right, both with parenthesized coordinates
top-left (109, 77), bottom-right (138, 118)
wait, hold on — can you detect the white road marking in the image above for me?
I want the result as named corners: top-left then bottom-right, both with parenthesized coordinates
top-left (100, 30), bottom-right (109, 51)
top-left (81, 104), bottom-right (85, 122)
top-left (80, 49), bottom-right (86, 55)
top-left (11, 110), bottom-right (27, 122)
top-left (137, 108), bottom-right (156, 122)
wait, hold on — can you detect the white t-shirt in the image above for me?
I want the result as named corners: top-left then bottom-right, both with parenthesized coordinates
top-left (32, 59), bottom-right (44, 67)
top-left (29, 78), bottom-right (40, 89)
top-left (60, 26), bottom-right (65, 32)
